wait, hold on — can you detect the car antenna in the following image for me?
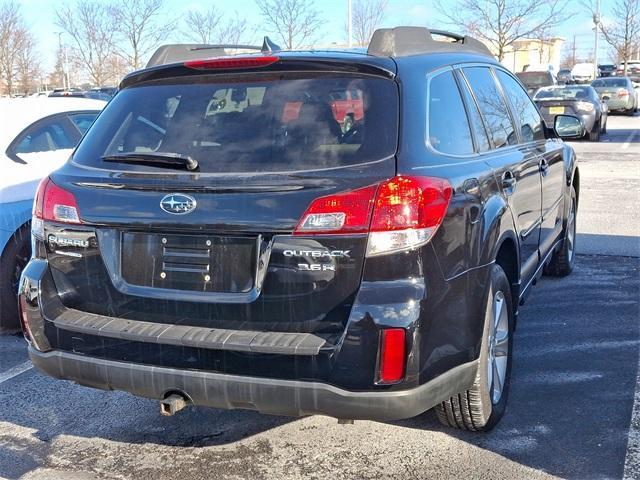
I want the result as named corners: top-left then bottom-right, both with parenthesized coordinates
top-left (261, 36), bottom-right (282, 53)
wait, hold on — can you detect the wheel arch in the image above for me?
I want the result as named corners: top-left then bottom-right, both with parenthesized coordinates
top-left (493, 234), bottom-right (520, 311)
top-left (571, 166), bottom-right (580, 208)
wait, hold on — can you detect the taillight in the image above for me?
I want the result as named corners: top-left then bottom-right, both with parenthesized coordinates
top-left (367, 176), bottom-right (452, 256)
top-left (618, 90), bottom-right (629, 97)
top-left (32, 177), bottom-right (81, 228)
top-left (294, 176), bottom-right (452, 256)
top-left (294, 185), bottom-right (377, 234)
top-left (378, 328), bottom-right (406, 383)
top-left (184, 56), bottom-right (279, 70)
top-left (576, 101), bottom-right (595, 112)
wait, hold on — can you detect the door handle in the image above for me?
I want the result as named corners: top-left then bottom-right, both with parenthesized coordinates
top-left (501, 170), bottom-right (516, 193)
top-left (539, 158), bottom-right (550, 176)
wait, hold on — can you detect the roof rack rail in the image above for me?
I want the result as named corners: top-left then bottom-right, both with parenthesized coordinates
top-left (145, 36), bottom-right (282, 68)
top-left (367, 26), bottom-right (493, 58)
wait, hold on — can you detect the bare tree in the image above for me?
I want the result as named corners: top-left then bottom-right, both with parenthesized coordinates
top-left (597, 0), bottom-right (639, 74)
top-left (112, 0), bottom-right (175, 70)
top-left (350, 0), bottom-right (388, 46)
top-left (184, 8), bottom-right (250, 45)
top-left (184, 7), bottom-right (223, 44)
top-left (217, 13), bottom-right (250, 45)
top-left (0, 1), bottom-right (27, 95)
top-left (255, 0), bottom-right (325, 49)
top-left (48, 47), bottom-right (67, 88)
top-left (56, 2), bottom-right (118, 86)
top-left (436, 0), bottom-right (570, 61)
top-left (534, 27), bottom-right (553, 64)
top-left (16, 32), bottom-right (41, 95)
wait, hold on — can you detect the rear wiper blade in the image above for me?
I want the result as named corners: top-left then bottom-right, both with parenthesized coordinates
top-left (101, 152), bottom-right (199, 171)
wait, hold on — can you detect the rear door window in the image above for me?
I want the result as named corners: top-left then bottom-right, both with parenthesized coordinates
top-left (68, 113), bottom-right (99, 134)
top-left (427, 70), bottom-right (474, 156)
top-left (13, 115), bottom-right (76, 154)
top-left (463, 67), bottom-right (518, 149)
top-left (72, 74), bottom-right (399, 173)
top-left (456, 70), bottom-right (491, 152)
top-left (495, 70), bottom-right (545, 143)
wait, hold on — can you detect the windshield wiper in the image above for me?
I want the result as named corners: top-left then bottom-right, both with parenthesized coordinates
top-left (101, 152), bottom-right (199, 171)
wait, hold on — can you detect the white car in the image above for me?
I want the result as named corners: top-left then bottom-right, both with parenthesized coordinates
top-left (571, 63), bottom-right (595, 83)
top-left (0, 97), bottom-right (106, 332)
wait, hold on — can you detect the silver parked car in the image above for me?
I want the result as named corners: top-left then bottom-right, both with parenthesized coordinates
top-left (591, 77), bottom-right (638, 115)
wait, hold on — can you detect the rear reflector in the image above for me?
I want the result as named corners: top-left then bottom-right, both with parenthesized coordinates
top-left (184, 56), bottom-right (279, 70)
top-left (33, 177), bottom-right (82, 226)
top-left (379, 328), bottom-right (406, 383)
top-left (18, 296), bottom-right (33, 342)
top-left (294, 176), bottom-right (452, 256)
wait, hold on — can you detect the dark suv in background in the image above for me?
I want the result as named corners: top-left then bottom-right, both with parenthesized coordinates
top-left (19, 27), bottom-right (583, 432)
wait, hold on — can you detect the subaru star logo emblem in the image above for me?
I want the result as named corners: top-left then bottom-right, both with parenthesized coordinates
top-left (160, 194), bottom-right (197, 215)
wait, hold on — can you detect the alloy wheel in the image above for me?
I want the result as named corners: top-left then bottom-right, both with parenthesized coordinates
top-left (487, 290), bottom-right (510, 405)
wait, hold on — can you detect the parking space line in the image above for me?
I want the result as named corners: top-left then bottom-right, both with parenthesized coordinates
top-left (0, 361), bottom-right (32, 384)
top-left (622, 129), bottom-right (637, 149)
top-left (624, 357), bottom-right (640, 480)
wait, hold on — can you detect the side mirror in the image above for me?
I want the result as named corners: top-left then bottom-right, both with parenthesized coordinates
top-left (554, 115), bottom-right (585, 139)
top-left (602, 95), bottom-right (610, 101)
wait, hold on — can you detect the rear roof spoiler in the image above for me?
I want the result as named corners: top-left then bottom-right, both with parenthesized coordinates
top-left (367, 26), bottom-right (493, 58)
top-left (146, 37), bottom-right (282, 68)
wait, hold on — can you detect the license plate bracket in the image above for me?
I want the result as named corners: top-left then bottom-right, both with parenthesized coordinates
top-left (120, 232), bottom-right (258, 293)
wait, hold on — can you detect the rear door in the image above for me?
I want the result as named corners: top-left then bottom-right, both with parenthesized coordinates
top-left (460, 66), bottom-right (542, 284)
top-left (48, 70), bottom-right (399, 335)
top-left (495, 69), bottom-right (566, 259)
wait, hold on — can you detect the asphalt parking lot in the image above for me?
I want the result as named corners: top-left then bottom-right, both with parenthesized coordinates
top-left (0, 113), bottom-right (638, 480)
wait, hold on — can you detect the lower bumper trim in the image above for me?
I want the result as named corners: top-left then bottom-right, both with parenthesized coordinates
top-left (29, 348), bottom-right (477, 421)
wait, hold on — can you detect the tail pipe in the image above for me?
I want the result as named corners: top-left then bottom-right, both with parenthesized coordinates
top-left (160, 393), bottom-right (189, 416)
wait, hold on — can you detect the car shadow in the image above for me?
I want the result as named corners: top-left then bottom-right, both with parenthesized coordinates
top-left (0, 254), bottom-right (638, 480)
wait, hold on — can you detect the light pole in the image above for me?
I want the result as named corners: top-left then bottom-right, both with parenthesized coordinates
top-left (55, 32), bottom-right (69, 90)
top-left (593, 0), bottom-right (600, 79)
top-left (347, 0), bottom-right (352, 48)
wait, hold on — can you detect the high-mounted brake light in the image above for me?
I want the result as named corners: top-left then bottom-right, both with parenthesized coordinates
top-left (294, 176), bottom-right (452, 256)
top-left (32, 177), bottom-right (82, 236)
top-left (378, 328), bottom-right (406, 384)
top-left (184, 56), bottom-right (279, 70)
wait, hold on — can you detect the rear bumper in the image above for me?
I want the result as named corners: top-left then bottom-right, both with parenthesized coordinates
top-left (606, 98), bottom-right (634, 111)
top-left (29, 347), bottom-right (477, 421)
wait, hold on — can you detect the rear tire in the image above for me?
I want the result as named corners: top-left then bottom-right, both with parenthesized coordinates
top-left (0, 225), bottom-right (31, 333)
top-left (544, 185), bottom-right (577, 277)
top-left (588, 121), bottom-right (601, 141)
top-left (435, 264), bottom-right (514, 432)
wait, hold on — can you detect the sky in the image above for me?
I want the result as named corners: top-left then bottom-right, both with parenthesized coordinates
top-left (14, 0), bottom-right (619, 73)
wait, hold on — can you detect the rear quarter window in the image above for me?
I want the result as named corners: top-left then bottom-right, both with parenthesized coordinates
top-left (427, 70), bottom-right (474, 156)
top-left (72, 73), bottom-right (398, 174)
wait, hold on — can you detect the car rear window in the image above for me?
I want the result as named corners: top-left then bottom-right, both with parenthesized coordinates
top-left (516, 71), bottom-right (553, 86)
top-left (534, 87), bottom-right (591, 100)
top-left (72, 73), bottom-right (398, 173)
top-left (592, 78), bottom-right (628, 88)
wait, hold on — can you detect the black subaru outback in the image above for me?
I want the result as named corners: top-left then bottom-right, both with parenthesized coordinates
top-left (19, 27), bottom-right (583, 431)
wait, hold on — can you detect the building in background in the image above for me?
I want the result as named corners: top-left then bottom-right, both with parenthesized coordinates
top-left (499, 37), bottom-right (565, 73)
